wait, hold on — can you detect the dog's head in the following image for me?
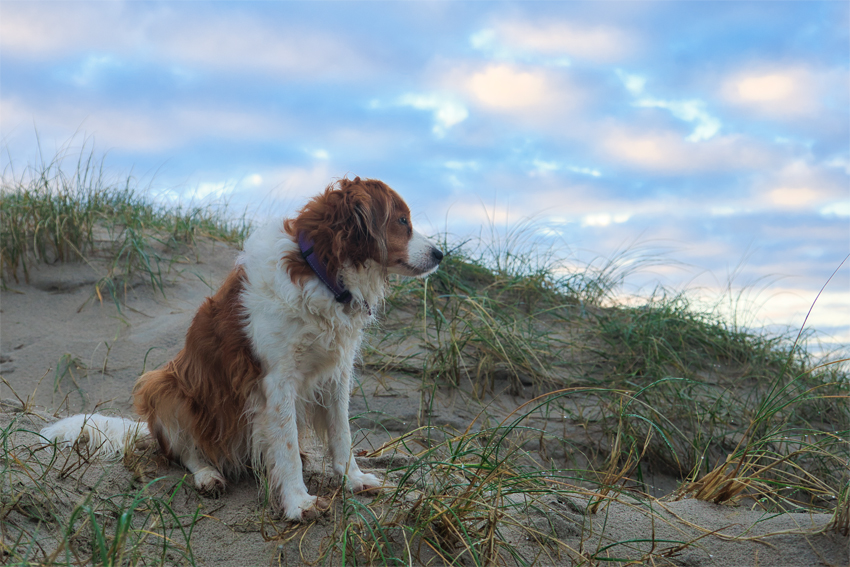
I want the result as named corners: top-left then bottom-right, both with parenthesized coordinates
top-left (284, 177), bottom-right (443, 284)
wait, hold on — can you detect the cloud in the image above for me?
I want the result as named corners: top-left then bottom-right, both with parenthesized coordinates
top-left (769, 187), bottom-right (825, 209)
top-left (397, 93), bottom-right (468, 136)
top-left (600, 126), bottom-right (774, 174)
top-left (529, 159), bottom-right (601, 177)
top-left (531, 159), bottom-right (560, 175)
top-left (476, 19), bottom-right (638, 64)
top-left (445, 161), bottom-right (478, 171)
top-left (754, 159), bottom-right (848, 213)
top-left (820, 202), bottom-right (850, 217)
top-left (617, 70), bottom-right (722, 142)
top-left (466, 64), bottom-right (549, 110)
top-left (152, 12), bottom-right (374, 79)
top-left (443, 174), bottom-right (644, 229)
top-left (824, 155), bottom-right (850, 174)
top-left (567, 166), bottom-right (602, 177)
top-left (617, 70), bottom-right (647, 96)
top-left (71, 55), bottom-right (123, 87)
top-left (260, 164), bottom-right (334, 202)
top-left (0, 3), bottom-right (374, 79)
top-left (0, 97), bottom-right (287, 152)
top-left (720, 65), bottom-right (848, 119)
top-left (0, 3), bottom-right (121, 57)
top-left (694, 158), bottom-right (849, 217)
top-left (634, 98), bottom-right (721, 142)
top-left (188, 180), bottom-right (235, 201)
top-left (437, 63), bottom-right (585, 128)
top-left (307, 149), bottom-right (330, 160)
top-left (582, 213), bottom-right (631, 227)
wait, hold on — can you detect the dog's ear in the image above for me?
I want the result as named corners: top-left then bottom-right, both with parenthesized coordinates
top-left (351, 193), bottom-right (373, 237)
top-left (334, 182), bottom-right (388, 271)
top-left (282, 177), bottom-right (391, 284)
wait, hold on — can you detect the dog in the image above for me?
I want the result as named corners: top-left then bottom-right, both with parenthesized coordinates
top-left (41, 177), bottom-right (443, 520)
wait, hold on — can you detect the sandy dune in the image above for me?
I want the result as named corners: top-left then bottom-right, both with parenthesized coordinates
top-left (1, 244), bottom-right (846, 566)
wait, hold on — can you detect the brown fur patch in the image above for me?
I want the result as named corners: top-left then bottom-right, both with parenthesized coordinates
top-left (282, 177), bottom-right (411, 286)
top-left (133, 265), bottom-right (261, 467)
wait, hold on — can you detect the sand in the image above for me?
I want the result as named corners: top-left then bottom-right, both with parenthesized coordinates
top-left (1, 244), bottom-right (847, 566)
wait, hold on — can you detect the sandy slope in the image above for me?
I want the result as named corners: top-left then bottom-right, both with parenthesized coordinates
top-left (1, 245), bottom-right (846, 566)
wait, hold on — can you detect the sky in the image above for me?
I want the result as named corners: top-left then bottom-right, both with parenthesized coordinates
top-left (1, 1), bottom-right (848, 349)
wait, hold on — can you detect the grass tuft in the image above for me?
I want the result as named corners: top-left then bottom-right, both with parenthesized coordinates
top-left (1, 141), bottom-right (250, 306)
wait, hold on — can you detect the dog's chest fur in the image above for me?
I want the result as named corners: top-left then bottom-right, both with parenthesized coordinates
top-left (239, 222), bottom-right (382, 396)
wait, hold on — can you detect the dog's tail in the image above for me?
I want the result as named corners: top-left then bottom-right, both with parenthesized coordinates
top-left (40, 414), bottom-right (150, 459)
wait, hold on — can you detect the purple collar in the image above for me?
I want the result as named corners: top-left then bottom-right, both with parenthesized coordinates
top-left (297, 231), bottom-right (353, 304)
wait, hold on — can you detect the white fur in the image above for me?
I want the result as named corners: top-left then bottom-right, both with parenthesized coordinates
top-left (40, 414), bottom-right (149, 459)
top-left (406, 228), bottom-right (442, 278)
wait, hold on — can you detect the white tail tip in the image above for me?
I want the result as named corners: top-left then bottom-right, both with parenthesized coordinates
top-left (40, 414), bottom-right (150, 459)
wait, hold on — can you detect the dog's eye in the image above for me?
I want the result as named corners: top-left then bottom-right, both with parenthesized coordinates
top-left (399, 217), bottom-right (408, 226)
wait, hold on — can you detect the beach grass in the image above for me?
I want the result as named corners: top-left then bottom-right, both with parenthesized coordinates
top-left (0, 411), bottom-right (201, 566)
top-left (1, 143), bottom-right (250, 308)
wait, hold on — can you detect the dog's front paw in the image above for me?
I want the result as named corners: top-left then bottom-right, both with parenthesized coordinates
top-left (347, 472), bottom-right (382, 495)
top-left (283, 494), bottom-right (331, 522)
top-left (194, 467), bottom-right (226, 497)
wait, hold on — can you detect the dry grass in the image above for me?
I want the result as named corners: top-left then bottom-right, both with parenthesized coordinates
top-left (1, 140), bottom-right (250, 308)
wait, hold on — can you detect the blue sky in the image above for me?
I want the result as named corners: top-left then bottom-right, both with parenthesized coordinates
top-left (1, 1), bottom-right (848, 347)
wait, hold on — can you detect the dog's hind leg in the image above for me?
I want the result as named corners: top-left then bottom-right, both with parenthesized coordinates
top-left (137, 371), bottom-right (227, 496)
top-left (180, 441), bottom-right (226, 496)
top-left (151, 415), bottom-right (226, 497)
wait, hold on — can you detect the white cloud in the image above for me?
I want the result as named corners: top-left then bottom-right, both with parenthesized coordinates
top-left (531, 159), bottom-right (560, 174)
top-left (155, 13), bottom-right (374, 79)
top-left (634, 98), bottom-right (721, 142)
top-left (465, 65), bottom-right (549, 110)
top-left (769, 186), bottom-right (825, 209)
top-left (470, 29), bottom-right (497, 51)
top-left (755, 159), bottom-right (847, 212)
top-left (723, 287), bottom-right (850, 341)
top-left (262, 164), bottom-right (333, 201)
top-left (0, 3), bottom-right (121, 56)
top-left (567, 166), bottom-right (602, 177)
top-left (441, 63), bottom-right (585, 127)
top-left (308, 149), bottom-right (330, 160)
top-left (824, 155), bottom-right (850, 175)
top-left (71, 55), bottom-right (122, 87)
top-left (821, 202), bottom-right (850, 217)
top-left (695, 158), bottom-right (848, 217)
top-left (445, 161), bottom-right (478, 170)
top-left (601, 126), bottom-right (773, 174)
top-left (529, 160), bottom-right (601, 178)
top-left (0, 97), bottom-right (287, 152)
top-left (710, 206), bottom-right (739, 216)
top-left (581, 213), bottom-right (631, 227)
top-left (616, 70), bottom-right (647, 96)
top-left (721, 65), bottom-right (848, 119)
top-left (188, 180), bottom-right (234, 201)
top-left (397, 93), bottom-right (468, 136)
top-left (479, 20), bottom-right (637, 64)
top-left (443, 176), bottom-right (646, 230)
top-left (1, 3), bottom-right (374, 79)
top-left (618, 71), bottom-right (722, 142)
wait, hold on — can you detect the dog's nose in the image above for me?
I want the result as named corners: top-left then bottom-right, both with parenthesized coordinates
top-left (431, 247), bottom-right (444, 263)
